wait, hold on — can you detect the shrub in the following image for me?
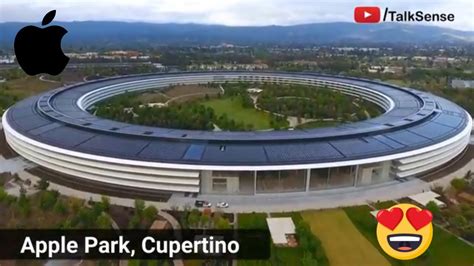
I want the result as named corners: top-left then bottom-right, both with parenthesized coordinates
top-left (36, 179), bottom-right (49, 190)
top-left (296, 221), bottom-right (327, 265)
top-left (451, 178), bottom-right (468, 191)
top-left (53, 199), bottom-right (68, 215)
top-left (449, 215), bottom-right (468, 228)
top-left (17, 193), bottom-right (31, 217)
top-left (460, 226), bottom-right (474, 242)
top-left (0, 187), bottom-right (7, 202)
top-left (39, 190), bottom-right (59, 210)
top-left (215, 217), bottom-right (231, 229)
top-left (128, 214), bottom-right (141, 229)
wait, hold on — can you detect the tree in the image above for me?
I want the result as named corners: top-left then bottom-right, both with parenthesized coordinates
top-left (100, 196), bottom-right (110, 211)
top-left (187, 209), bottom-right (200, 228)
top-left (143, 205), bottom-right (158, 222)
top-left (96, 213), bottom-right (112, 229)
top-left (426, 201), bottom-right (441, 218)
top-left (17, 192), bottom-right (31, 217)
top-left (134, 199), bottom-right (146, 216)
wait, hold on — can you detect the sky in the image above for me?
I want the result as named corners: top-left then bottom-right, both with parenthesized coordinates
top-left (0, 0), bottom-right (473, 31)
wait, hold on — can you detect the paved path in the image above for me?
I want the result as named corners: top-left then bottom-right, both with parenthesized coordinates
top-left (158, 211), bottom-right (184, 266)
top-left (39, 75), bottom-right (60, 83)
top-left (0, 155), bottom-right (35, 174)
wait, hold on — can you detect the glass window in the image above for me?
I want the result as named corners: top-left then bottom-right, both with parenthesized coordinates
top-left (310, 168), bottom-right (329, 190)
top-left (328, 166), bottom-right (355, 188)
top-left (212, 178), bottom-right (227, 192)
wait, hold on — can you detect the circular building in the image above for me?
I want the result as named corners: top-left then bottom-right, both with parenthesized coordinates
top-left (2, 72), bottom-right (472, 198)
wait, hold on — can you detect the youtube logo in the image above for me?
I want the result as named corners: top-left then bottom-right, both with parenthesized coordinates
top-left (354, 6), bottom-right (380, 23)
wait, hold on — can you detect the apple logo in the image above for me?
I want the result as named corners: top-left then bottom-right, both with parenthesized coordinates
top-left (14, 10), bottom-right (69, 76)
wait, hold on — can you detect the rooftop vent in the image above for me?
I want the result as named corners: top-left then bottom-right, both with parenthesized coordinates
top-left (143, 131), bottom-right (153, 135)
top-left (219, 145), bottom-right (226, 152)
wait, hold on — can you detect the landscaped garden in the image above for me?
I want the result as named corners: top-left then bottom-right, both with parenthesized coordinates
top-left (236, 212), bottom-right (328, 266)
top-left (344, 195), bottom-right (474, 266)
top-left (93, 82), bottom-right (383, 131)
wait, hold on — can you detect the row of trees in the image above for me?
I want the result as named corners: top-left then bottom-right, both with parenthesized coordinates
top-left (296, 221), bottom-right (328, 266)
top-left (0, 178), bottom-right (113, 229)
top-left (95, 82), bottom-right (284, 131)
top-left (257, 84), bottom-right (381, 121)
top-left (129, 199), bottom-right (159, 229)
top-left (186, 209), bottom-right (231, 229)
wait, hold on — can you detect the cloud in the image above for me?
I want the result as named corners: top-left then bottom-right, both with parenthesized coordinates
top-left (0, 0), bottom-right (472, 30)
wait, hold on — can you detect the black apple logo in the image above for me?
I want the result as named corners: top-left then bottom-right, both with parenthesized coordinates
top-left (14, 10), bottom-right (69, 76)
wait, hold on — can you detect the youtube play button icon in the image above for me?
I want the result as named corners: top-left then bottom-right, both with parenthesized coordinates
top-left (354, 6), bottom-right (381, 23)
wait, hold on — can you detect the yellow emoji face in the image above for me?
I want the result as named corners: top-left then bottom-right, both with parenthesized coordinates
top-left (376, 203), bottom-right (433, 260)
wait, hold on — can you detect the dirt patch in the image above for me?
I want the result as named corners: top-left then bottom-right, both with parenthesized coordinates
top-left (135, 91), bottom-right (169, 104)
top-left (163, 84), bottom-right (220, 98)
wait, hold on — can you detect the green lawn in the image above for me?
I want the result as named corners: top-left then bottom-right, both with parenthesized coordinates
top-left (302, 209), bottom-right (390, 266)
top-left (373, 200), bottom-right (398, 210)
top-left (237, 212), bottom-right (322, 266)
top-left (201, 97), bottom-right (274, 130)
top-left (237, 213), bottom-right (268, 229)
top-left (237, 213), bottom-right (271, 266)
top-left (269, 212), bottom-right (306, 265)
top-left (343, 205), bottom-right (474, 266)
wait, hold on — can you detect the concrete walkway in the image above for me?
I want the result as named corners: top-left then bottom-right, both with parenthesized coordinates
top-left (157, 211), bottom-right (184, 266)
top-left (0, 155), bottom-right (35, 174)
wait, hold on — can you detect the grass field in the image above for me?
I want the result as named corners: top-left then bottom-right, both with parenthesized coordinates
top-left (201, 97), bottom-right (274, 130)
top-left (302, 209), bottom-right (391, 266)
top-left (344, 205), bottom-right (474, 266)
top-left (4, 76), bottom-right (58, 99)
top-left (237, 213), bottom-right (268, 229)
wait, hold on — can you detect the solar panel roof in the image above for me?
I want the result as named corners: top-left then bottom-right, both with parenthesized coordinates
top-left (5, 71), bottom-right (470, 166)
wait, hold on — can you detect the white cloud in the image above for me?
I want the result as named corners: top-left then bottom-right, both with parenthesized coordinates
top-left (0, 0), bottom-right (472, 30)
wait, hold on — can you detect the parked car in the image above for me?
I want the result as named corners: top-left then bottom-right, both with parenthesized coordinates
top-left (216, 202), bottom-right (229, 208)
top-left (195, 200), bottom-right (212, 208)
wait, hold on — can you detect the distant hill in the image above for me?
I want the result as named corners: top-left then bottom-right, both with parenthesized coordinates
top-left (1, 21), bottom-right (473, 49)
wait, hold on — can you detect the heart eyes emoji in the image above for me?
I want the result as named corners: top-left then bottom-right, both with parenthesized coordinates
top-left (376, 207), bottom-right (432, 231)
